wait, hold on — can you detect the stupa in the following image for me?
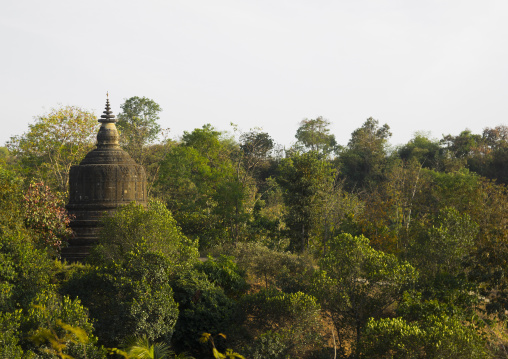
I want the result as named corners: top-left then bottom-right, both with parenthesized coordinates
top-left (62, 95), bottom-right (147, 262)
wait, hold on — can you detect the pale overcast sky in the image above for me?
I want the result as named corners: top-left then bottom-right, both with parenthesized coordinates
top-left (1, 0), bottom-right (507, 148)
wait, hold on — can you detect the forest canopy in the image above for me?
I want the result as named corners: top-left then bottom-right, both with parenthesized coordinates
top-left (1, 99), bottom-right (508, 358)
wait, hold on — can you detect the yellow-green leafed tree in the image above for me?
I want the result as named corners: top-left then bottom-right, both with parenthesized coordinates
top-left (25, 291), bottom-right (106, 358)
top-left (7, 105), bottom-right (98, 194)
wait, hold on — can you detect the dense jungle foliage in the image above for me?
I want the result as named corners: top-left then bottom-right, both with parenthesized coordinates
top-left (2, 98), bottom-right (508, 358)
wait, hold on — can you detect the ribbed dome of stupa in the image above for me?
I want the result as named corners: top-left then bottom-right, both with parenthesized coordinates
top-left (62, 95), bottom-right (147, 262)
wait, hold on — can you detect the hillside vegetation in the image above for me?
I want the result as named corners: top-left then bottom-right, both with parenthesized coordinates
top-left (1, 100), bottom-right (508, 358)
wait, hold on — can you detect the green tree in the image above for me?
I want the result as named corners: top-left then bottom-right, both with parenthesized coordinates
top-left (339, 117), bottom-right (392, 191)
top-left (406, 207), bottom-right (478, 279)
top-left (0, 164), bottom-right (25, 234)
top-left (309, 176), bottom-right (364, 257)
top-left (360, 292), bottom-right (489, 358)
top-left (7, 105), bottom-right (98, 193)
top-left (0, 231), bottom-right (54, 312)
top-left (62, 249), bottom-right (179, 347)
top-left (237, 128), bottom-right (275, 205)
top-left (466, 125), bottom-right (508, 184)
top-left (170, 269), bottom-right (235, 356)
top-left (315, 233), bottom-right (417, 355)
top-left (294, 117), bottom-right (337, 155)
top-left (0, 166), bottom-right (57, 315)
top-left (235, 128), bottom-right (285, 248)
top-left (397, 132), bottom-right (442, 170)
top-left (184, 126), bottom-right (252, 244)
top-left (239, 129), bottom-right (274, 176)
top-left (361, 316), bottom-right (488, 359)
top-left (117, 96), bottom-right (162, 166)
top-left (276, 151), bottom-right (336, 252)
top-left (355, 158), bottom-right (425, 253)
top-left (383, 167), bottom-right (508, 319)
top-left (441, 129), bottom-right (481, 160)
top-left (460, 176), bottom-right (508, 319)
top-left (239, 289), bottom-right (323, 358)
top-left (244, 176), bottom-right (286, 249)
top-left (0, 147), bottom-right (16, 167)
top-left (215, 242), bottom-right (315, 291)
top-left (89, 200), bottom-right (198, 268)
top-left (143, 138), bottom-right (175, 196)
top-left (157, 125), bottom-right (250, 247)
top-left (197, 255), bottom-right (248, 298)
top-left (440, 129), bottom-right (482, 171)
top-left (0, 311), bottom-right (26, 358)
top-left (22, 291), bottom-right (105, 359)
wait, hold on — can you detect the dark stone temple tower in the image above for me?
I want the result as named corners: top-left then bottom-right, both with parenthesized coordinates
top-left (61, 96), bottom-right (147, 262)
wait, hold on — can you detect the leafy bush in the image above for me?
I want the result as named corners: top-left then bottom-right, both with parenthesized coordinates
top-left (62, 248), bottom-right (179, 347)
top-left (244, 330), bottom-right (290, 359)
top-left (0, 311), bottom-right (26, 359)
top-left (214, 242), bottom-right (315, 290)
top-left (315, 233), bottom-right (417, 355)
top-left (359, 292), bottom-right (489, 359)
top-left (240, 289), bottom-right (323, 358)
top-left (89, 200), bottom-right (198, 268)
top-left (170, 269), bottom-right (235, 355)
top-left (0, 231), bottom-right (53, 312)
top-left (406, 207), bottom-right (478, 279)
top-left (21, 290), bottom-right (106, 359)
top-left (197, 255), bottom-right (248, 298)
top-left (0, 165), bottom-right (24, 234)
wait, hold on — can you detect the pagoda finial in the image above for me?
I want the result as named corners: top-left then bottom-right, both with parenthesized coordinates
top-left (99, 94), bottom-right (116, 123)
top-left (96, 95), bottom-right (120, 148)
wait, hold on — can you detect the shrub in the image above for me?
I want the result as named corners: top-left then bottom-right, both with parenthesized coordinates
top-left (89, 200), bottom-right (198, 268)
top-left (62, 248), bottom-right (179, 347)
top-left (170, 269), bottom-right (235, 355)
top-left (197, 255), bottom-right (248, 298)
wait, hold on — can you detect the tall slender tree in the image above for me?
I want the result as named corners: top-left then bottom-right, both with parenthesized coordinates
top-left (117, 96), bottom-right (163, 165)
top-left (339, 117), bottom-right (392, 191)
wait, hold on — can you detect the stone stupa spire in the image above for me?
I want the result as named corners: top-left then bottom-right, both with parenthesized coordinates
top-left (62, 94), bottom-right (147, 262)
top-left (96, 94), bottom-right (120, 149)
top-left (99, 92), bottom-right (116, 123)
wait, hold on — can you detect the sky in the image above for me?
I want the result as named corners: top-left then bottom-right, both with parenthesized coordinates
top-left (1, 0), bottom-right (507, 149)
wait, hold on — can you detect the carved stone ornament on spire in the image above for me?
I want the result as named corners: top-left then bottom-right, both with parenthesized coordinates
top-left (96, 97), bottom-right (120, 148)
top-left (62, 95), bottom-right (147, 262)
